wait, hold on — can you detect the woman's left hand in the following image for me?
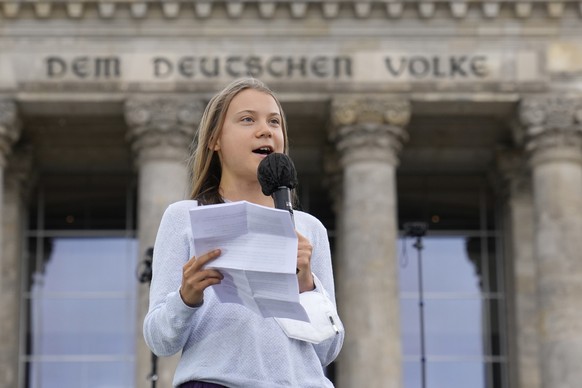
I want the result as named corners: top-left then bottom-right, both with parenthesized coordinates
top-left (296, 231), bottom-right (315, 292)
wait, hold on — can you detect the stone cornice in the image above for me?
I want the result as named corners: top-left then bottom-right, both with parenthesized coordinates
top-left (0, 1), bottom-right (581, 21)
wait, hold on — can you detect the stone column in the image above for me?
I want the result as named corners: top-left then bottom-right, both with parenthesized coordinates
top-left (495, 150), bottom-right (540, 388)
top-left (0, 146), bottom-right (32, 388)
top-left (0, 100), bottom-right (20, 253)
top-left (0, 100), bottom-right (21, 388)
top-left (330, 96), bottom-right (410, 388)
top-left (125, 96), bottom-right (203, 388)
top-left (323, 146), bottom-right (344, 261)
top-left (518, 95), bottom-right (582, 388)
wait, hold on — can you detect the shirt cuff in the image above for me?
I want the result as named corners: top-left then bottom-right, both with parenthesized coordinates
top-left (167, 290), bottom-right (201, 326)
top-left (311, 273), bottom-right (327, 295)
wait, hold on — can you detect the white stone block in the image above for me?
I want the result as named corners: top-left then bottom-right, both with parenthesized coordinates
top-left (450, 2), bottom-right (468, 19)
top-left (547, 42), bottom-right (582, 73)
top-left (130, 3), bottom-right (148, 18)
top-left (67, 3), bottom-right (84, 19)
top-left (98, 3), bottom-right (116, 18)
top-left (194, 2), bottom-right (212, 18)
top-left (259, 2), bottom-right (276, 18)
top-left (290, 2), bottom-right (308, 18)
top-left (162, 3), bottom-right (181, 18)
top-left (515, 2), bottom-right (532, 18)
top-left (482, 2), bottom-right (500, 18)
top-left (354, 2), bottom-right (372, 18)
top-left (322, 2), bottom-right (339, 18)
top-left (547, 2), bottom-right (564, 18)
top-left (418, 2), bottom-right (435, 18)
top-left (386, 2), bottom-right (403, 18)
top-left (1, 3), bottom-right (20, 18)
top-left (34, 3), bottom-right (52, 18)
top-left (226, 2), bottom-right (244, 18)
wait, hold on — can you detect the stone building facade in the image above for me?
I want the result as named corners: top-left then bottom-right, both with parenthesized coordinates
top-left (0, 1), bottom-right (581, 387)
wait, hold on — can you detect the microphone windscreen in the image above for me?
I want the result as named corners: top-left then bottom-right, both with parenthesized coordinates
top-left (257, 153), bottom-right (298, 196)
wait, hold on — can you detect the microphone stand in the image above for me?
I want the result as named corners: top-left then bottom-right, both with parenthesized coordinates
top-left (137, 247), bottom-right (158, 388)
top-left (404, 222), bottom-right (428, 388)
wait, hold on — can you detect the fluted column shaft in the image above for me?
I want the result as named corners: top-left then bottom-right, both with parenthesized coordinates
top-left (519, 95), bottom-right (582, 388)
top-left (331, 96), bottom-right (410, 388)
top-left (496, 150), bottom-right (540, 388)
top-left (0, 100), bottom-right (22, 388)
top-left (125, 96), bottom-right (203, 388)
top-left (0, 148), bottom-right (32, 388)
top-left (0, 101), bottom-right (20, 252)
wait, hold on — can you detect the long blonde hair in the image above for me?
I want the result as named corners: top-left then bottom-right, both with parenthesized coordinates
top-left (188, 78), bottom-right (289, 204)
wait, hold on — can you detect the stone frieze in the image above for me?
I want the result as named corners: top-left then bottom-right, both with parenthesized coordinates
top-left (0, 0), bottom-right (580, 21)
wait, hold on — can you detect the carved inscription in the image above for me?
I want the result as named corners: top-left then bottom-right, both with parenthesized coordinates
top-left (42, 54), bottom-right (493, 81)
top-left (384, 56), bottom-right (488, 78)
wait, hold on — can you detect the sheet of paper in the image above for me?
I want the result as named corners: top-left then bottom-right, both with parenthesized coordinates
top-left (189, 201), bottom-right (309, 322)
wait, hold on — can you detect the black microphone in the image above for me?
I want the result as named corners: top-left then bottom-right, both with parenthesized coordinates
top-left (257, 153), bottom-right (298, 225)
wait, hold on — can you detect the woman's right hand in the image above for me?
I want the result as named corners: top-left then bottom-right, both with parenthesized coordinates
top-left (179, 249), bottom-right (223, 307)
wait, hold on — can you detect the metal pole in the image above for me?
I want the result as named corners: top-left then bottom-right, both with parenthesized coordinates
top-left (414, 235), bottom-right (426, 388)
top-left (148, 352), bottom-right (158, 388)
top-left (137, 247), bottom-right (158, 388)
top-left (404, 222), bottom-right (428, 388)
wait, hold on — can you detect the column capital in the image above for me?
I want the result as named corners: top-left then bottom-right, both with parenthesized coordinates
top-left (330, 95), bottom-right (410, 166)
top-left (124, 96), bottom-right (205, 165)
top-left (518, 94), bottom-right (582, 166)
top-left (0, 100), bottom-right (21, 168)
top-left (330, 94), bottom-right (411, 128)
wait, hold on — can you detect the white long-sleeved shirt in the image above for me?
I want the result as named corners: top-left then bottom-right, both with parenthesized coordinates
top-left (143, 200), bottom-right (344, 388)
